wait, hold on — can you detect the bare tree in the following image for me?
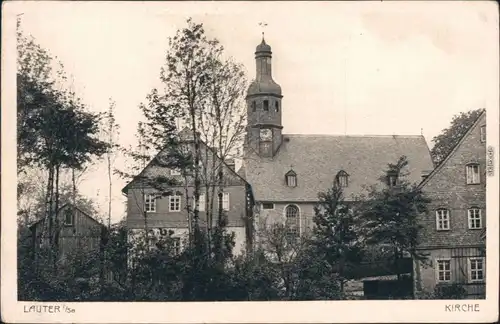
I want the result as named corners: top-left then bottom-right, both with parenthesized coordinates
top-left (140, 18), bottom-right (248, 252)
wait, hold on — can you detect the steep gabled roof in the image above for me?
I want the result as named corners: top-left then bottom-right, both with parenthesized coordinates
top-left (122, 135), bottom-right (249, 194)
top-left (29, 203), bottom-right (104, 229)
top-left (244, 134), bottom-right (434, 202)
top-left (418, 110), bottom-right (486, 189)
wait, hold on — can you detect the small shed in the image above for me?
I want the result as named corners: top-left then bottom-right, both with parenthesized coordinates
top-left (29, 204), bottom-right (106, 261)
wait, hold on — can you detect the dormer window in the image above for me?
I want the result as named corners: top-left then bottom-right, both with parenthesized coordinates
top-left (275, 101), bottom-right (279, 113)
top-left (263, 100), bottom-right (269, 111)
top-left (285, 170), bottom-right (297, 187)
top-left (336, 170), bottom-right (349, 188)
top-left (386, 171), bottom-right (399, 187)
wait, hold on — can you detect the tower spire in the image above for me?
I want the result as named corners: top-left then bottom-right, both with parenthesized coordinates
top-left (259, 22), bottom-right (268, 43)
top-left (246, 30), bottom-right (283, 158)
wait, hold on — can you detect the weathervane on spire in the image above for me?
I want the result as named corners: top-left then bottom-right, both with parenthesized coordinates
top-left (258, 22), bottom-right (268, 40)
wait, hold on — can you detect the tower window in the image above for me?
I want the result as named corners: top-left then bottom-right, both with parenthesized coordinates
top-left (263, 100), bottom-right (269, 111)
top-left (285, 170), bottom-right (297, 187)
top-left (252, 101), bottom-right (256, 112)
top-left (275, 101), bottom-right (279, 113)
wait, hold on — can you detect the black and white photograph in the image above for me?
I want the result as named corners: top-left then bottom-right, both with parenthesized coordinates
top-left (2, 1), bottom-right (499, 323)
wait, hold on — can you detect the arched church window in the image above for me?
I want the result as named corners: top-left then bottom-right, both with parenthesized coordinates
top-left (336, 170), bottom-right (349, 188)
top-left (263, 100), bottom-right (269, 111)
top-left (285, 170), bottom-right (297, 187)
top-left (252, 101), bottom-right (256, 112)
top-left (285, 205), bottom-right (300, 238)
top-left (275, 101), bottom-right (280, 113)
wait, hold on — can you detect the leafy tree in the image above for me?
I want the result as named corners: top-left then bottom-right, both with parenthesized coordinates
top-left (311, 182), bottom-right (364, 292)
top-left (257, 219), bottom-right (344, 300)
top-left (17, 168), bottom-right (99, 226)
top-left (431, 108), bottom-right (484, 166)
top-left (293, 246), bottom-right (342, 300)
top-left (228, 251), bottom-right (281, 300)
top-left (17, 18), bottom-right (108, 267)
top-left (139, 18), bottom-right (248, 251)
top-left (257, 221), bottom-right (307, 299)
top-left (359, 156), bottom-right (431, 280)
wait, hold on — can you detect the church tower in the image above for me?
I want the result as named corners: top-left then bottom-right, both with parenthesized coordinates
top-left (246, 35), bottom-right (283, 158)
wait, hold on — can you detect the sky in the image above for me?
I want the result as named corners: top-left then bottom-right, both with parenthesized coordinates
top-left (9, 1), bottom-right (499, 224)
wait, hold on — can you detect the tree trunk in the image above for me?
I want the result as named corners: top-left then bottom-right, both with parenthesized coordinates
top-left (53, 164), bottom-right (60, 269)
top-left (395, 247), bottom-right (401, 281)
top-left (45, 165), bottom-right (54, 246)
top-left (184, 178), bottom-right (193, 247)
top-left (190, 114), bottom-right (202, 249)
top-left (107, 153), bottom-right (112, 229)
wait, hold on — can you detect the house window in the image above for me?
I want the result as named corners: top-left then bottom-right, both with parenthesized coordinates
top-left (64, 209), bottom-right (74, 226)
top-left (468, 208), bottom-right (482, 229)
top-left (480, 125), bottom-right (486, 143)
top-left (436, 209), bottom-right (450, 231)
top-left (168, 195), bottom-right (181, 212)
top-left (285, 205), bottom-right (300, 238)
top-left (468, 258), bottom-right (485, 282)
top-left (144, 194), bottom-right (157, 212)
top-left (275, 101), bottom-right (279, 113)
top-left (262, 202), bottom-right (274, 210)
top-left (263, 100), bottom-right (269, 111)
top-left (222, 192), bottom-right (230, 211)
top-left (170, 169), bottom-right (181, 176)
top-left (252, 101), bottom-right (256, 112)
top-left (172, 237), bottom-right (181, 255)
top-left (285, 170), bottom-right (297, 187)
top-left (336, 170), bottom-right (349, 188)
top-left (466, 164), bottom-right (480, 184)
top-left (436, 259), bottom-right (452, 283)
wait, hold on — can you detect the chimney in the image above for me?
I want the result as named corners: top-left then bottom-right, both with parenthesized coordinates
top-left (226, 158), bottom-right (236, 171)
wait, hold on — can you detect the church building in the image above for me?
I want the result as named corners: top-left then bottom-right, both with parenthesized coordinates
top-left (239, 37), bottom-right (435, 239)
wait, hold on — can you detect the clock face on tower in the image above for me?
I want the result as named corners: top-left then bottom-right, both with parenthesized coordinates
top-left (260, 128), bottom-right (272, 141)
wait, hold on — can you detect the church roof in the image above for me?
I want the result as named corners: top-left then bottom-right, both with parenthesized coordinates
top-left (247, 79), bottom-right (282, 96)
top-left (243, 134), bottom-right (434, 202)
top-left (256, 38), bottom-right (271, 53)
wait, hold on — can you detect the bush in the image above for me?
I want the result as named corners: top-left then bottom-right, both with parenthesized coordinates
top-left (433, 283), bottom-right (468, 299)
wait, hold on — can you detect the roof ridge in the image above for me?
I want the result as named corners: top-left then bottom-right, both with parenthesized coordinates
top-left (284, 133), bottom-right (425, 138)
